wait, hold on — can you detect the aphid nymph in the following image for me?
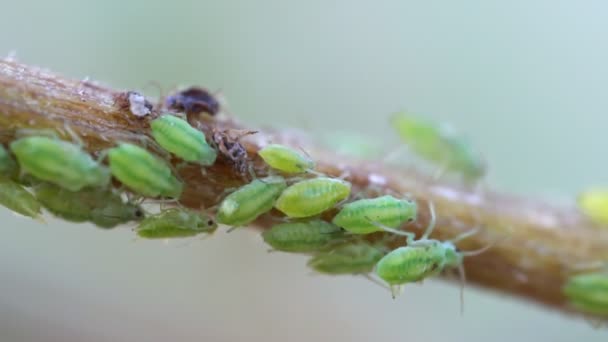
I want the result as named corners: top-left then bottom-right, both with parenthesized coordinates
top-left (332, 195), bottom-right (417, 234)
top-left (307, 242), bottom-right (386, 275)
top-left (258, 144), bottom-right (316, 174)
top-left (0, 177), bottom-right (42, 221)
top-left (262, 219), bottom-right (343, 252)
top-left (274, 177), bottom-right (351, 218)
top-left (136, 208), bottom-right (218, 239)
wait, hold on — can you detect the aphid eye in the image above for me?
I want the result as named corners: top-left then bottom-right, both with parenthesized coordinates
top-left (135, 209), bottom-right (144, 218)
top-left (207, 219), bottom-right (215, 226)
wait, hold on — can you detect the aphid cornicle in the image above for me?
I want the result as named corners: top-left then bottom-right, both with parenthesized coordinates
top-left (150, 115), bottom-right (217, 166)
top-left (577, 188), bottom-right (608, 225)
top-left (307, 242), bottom-right (386, 275)
top-left (274, 177), bottom-right (351, 218)
top-left (262, 219), bottom-right (343, 252)
top-left (108, 143), bottom-right (183, 198)
top-left (258, 144), bottom-right (315, 174)
top-left (391, 112), bottom-right (486, 181)
top-left (332, 195), bottom-right (417, 234)
top-left (216, 176), bottom-right (287, 227)
top-left (0, 178), bottom-right (42, 220)
top-left (10, 136), bottom-right (110, 191)
top-left (563, 272), bottom-right (608, 317)
top-left (136, 208), bottom-right (217, 239)
top-left (35, 183), bottom-right (144, 228)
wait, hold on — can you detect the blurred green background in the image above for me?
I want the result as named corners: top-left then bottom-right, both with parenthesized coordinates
top-left (1, 0), bottom-right (607, 341)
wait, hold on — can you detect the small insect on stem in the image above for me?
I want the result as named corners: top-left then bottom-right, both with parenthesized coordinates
top-left (136, 208), bottom-right (217, 239)
top-left (563, 271), bottom-right (608, 318)
top-left (150, 114), bottom-right (217, 166)
top-left (34, 183), bottom-right (144, 229)
top-left (211, 128), bottom-right (258, 177)
top-left (262, 219), bottom-right (344, 253)
top-left (216, 176), bottom-right (287, 228)
top-left (10, 136), bottom-right (110, 192)
top-left (0, 177), bottom-right (43, 221)
top-left (258, 144), bottom-right (317, 174)
top-left (107, 143), bottom-right (183, 198)
top-left (390, 112), bottom-right (486, 182)
top-left (332, 195), bottom-right (417, 235)
top-left (274, 177), bottom-right (352, 218)
top-left (577, 188), bottom-right (608, 226)
top-left (165, 86), bottom-right (220, 121)
top-left (307, 242), bottom-right (386, 275)
top-left (114, 91), bottom-right (153, 118)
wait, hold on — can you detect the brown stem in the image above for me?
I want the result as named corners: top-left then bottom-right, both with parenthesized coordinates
top-left (1, 59), bottom-right (607, 320)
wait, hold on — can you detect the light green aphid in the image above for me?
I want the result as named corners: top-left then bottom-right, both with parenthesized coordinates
top-left (307, 242), bottom-right (385, 275)
top-left (108, 143), bottom-right (183, 198)
top-left (150, 114), bottom-right (217, 166)
top-left (332, 195), bottom-right (417, 234)
top-left (275, 177), bottom-right (351, 218)
top-left (563, 272), bottom-right (608, 317)
top-left (258, 144), bottom-right (315, 174)
top-left (391, 112), bottom-right (486, 181)
top-left (262, 219), bottom-right (343, 252)
top-left (136, 208), bottom-right (217, 239)
top-left (35, 183), bottom-right (144, 228)
top-left (577, 188), bottom-right (608, 226)
top-left (10, 136), bottom-right (110, 191)
top-left (217, 176), bottom-right (287, 227)
top-left (0, 178), bottom-right (42, 220)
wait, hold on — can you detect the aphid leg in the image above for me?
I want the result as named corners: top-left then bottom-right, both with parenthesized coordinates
top-left (390, 284), bottom-right (404, 299)
top-left (61, 124), bottom-right (84, 146)
top-left (247, 164), bottom-right (258, 181)
top-left (420, 200), bottom-right (437, 240)
top-left (449, 227), bottom-right (480, 244)
top-left (226, 225), bottom-right (240, 233)
top-left (361, 274), bottom-right (390, 291)
top-left (457, 263), bottom-right (466, 315)
top-left (364, 216), bottom-right (416, 242)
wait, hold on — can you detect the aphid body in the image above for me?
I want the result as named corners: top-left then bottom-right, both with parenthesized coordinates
top-left (108, 143), bottom-right (183, 198)
top-left (307, 242), bottom-right (385, 275)
top-left (391, 112), bottom-right (485, 181)
top-left (275, 177), bottom-right (351, 218)
top-left (563, 272), bottom-right (608, 317)
top-left (577, 188), bottom-right (608, 225)
top-left (151, 115), bottom-right (217, 166)
top-left (332, 195), bottom-right (417, 234)
top-left (217, 176), bottom-right (287, 226)
top-left (258, 144), bottom-right (315, 174)
top-left (0, 178), bottom-right (42, 220)
top-left (262, 219), bottom-right (343, 252)
top-left (10, 136), bottom-right (110, 191)
top-left (136, 208), bottom-right (217, 239)
top-left (165, 86), bottom-right (220, 116)
top-left (35, 183), bottom-right (144, 228)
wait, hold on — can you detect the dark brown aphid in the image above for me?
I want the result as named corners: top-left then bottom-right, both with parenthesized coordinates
top-left (114, 91), bottom-right (153, 118)
top-left (211, 128), bottom-right (257, 176)
top-left (165, 87), bottom-right (220, 117)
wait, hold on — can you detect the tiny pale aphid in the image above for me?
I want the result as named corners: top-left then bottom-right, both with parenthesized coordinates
top-left (577, 188), bottom-right (608, 225)
top-left (307, 242), bottom-right (386, 275)
top-left (391, 112), bottom-right (486, 181)
top-left (258, 144), bottom-right (315, 174)
top-left (10, 136), bottom-right (110, 191)
top-left (108, 143), bottom-right (183, 198)
top-left (35, 183), bottom-right (144, 228)
top-left (136, 208), bottom-right (217, 239)
top-left (262, 219), bottom-right (343, 252)
top-left (151, 115), bottom-right (217, 166)
top-left (216, 176), bottom-right (287, 227)
top-left (332, 195), bottom-right (417, 234)
top-left (0, 178), bottom-right (42, 220)
top-left (563, 272), bottom-right (608, 317)
top-left (275, 177), bottom-right (351, 218)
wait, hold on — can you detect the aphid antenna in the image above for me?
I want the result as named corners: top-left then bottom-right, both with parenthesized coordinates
top-left (420, 200), bottom-right (437, 240)
top-left (364, 216), bottom-right (416, 240)
top-left (448, 226), bottom-right (481, 244)
top-left (459, 237), bottom-right (504, 258)
top-left (457, 263), bottom-right (466, 315)
top-left (361, 274), bottom-right (391, 292)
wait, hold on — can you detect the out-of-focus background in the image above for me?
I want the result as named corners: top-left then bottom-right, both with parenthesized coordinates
top-left (1, 1), bottom-right (607, 341)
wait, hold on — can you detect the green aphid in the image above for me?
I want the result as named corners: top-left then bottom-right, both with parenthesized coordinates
top-left (150, 114), bottom-right (217, 166)
top-left (262, 219), bottom-right (343, 252)
top-left (136, 208), bottom-right (217, 239)
top-left (275, 177), bottom-right (351, 218)
top-left (563, 272), bottom-right (608, 317)
top-left (391, 112), bottom-right (486, 181)
top-left (10, 136), bottom-right (110, 191)
top-left (35, 183), bottom-right (144, 228)
top-left (108, 143), bottom-right (183, 198)
top-left (0, 178), bottom-right (43, 221)
top-left (0, 144), bottom-right (16, 175)
top-left (258, 144), bottom-right (315, 174)
top-left (332, 195), bottom-right (417, 234)
top-left (217, 176), bottom-right (287, 227)
top-left (307, 242), bottom-right (386, 275)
